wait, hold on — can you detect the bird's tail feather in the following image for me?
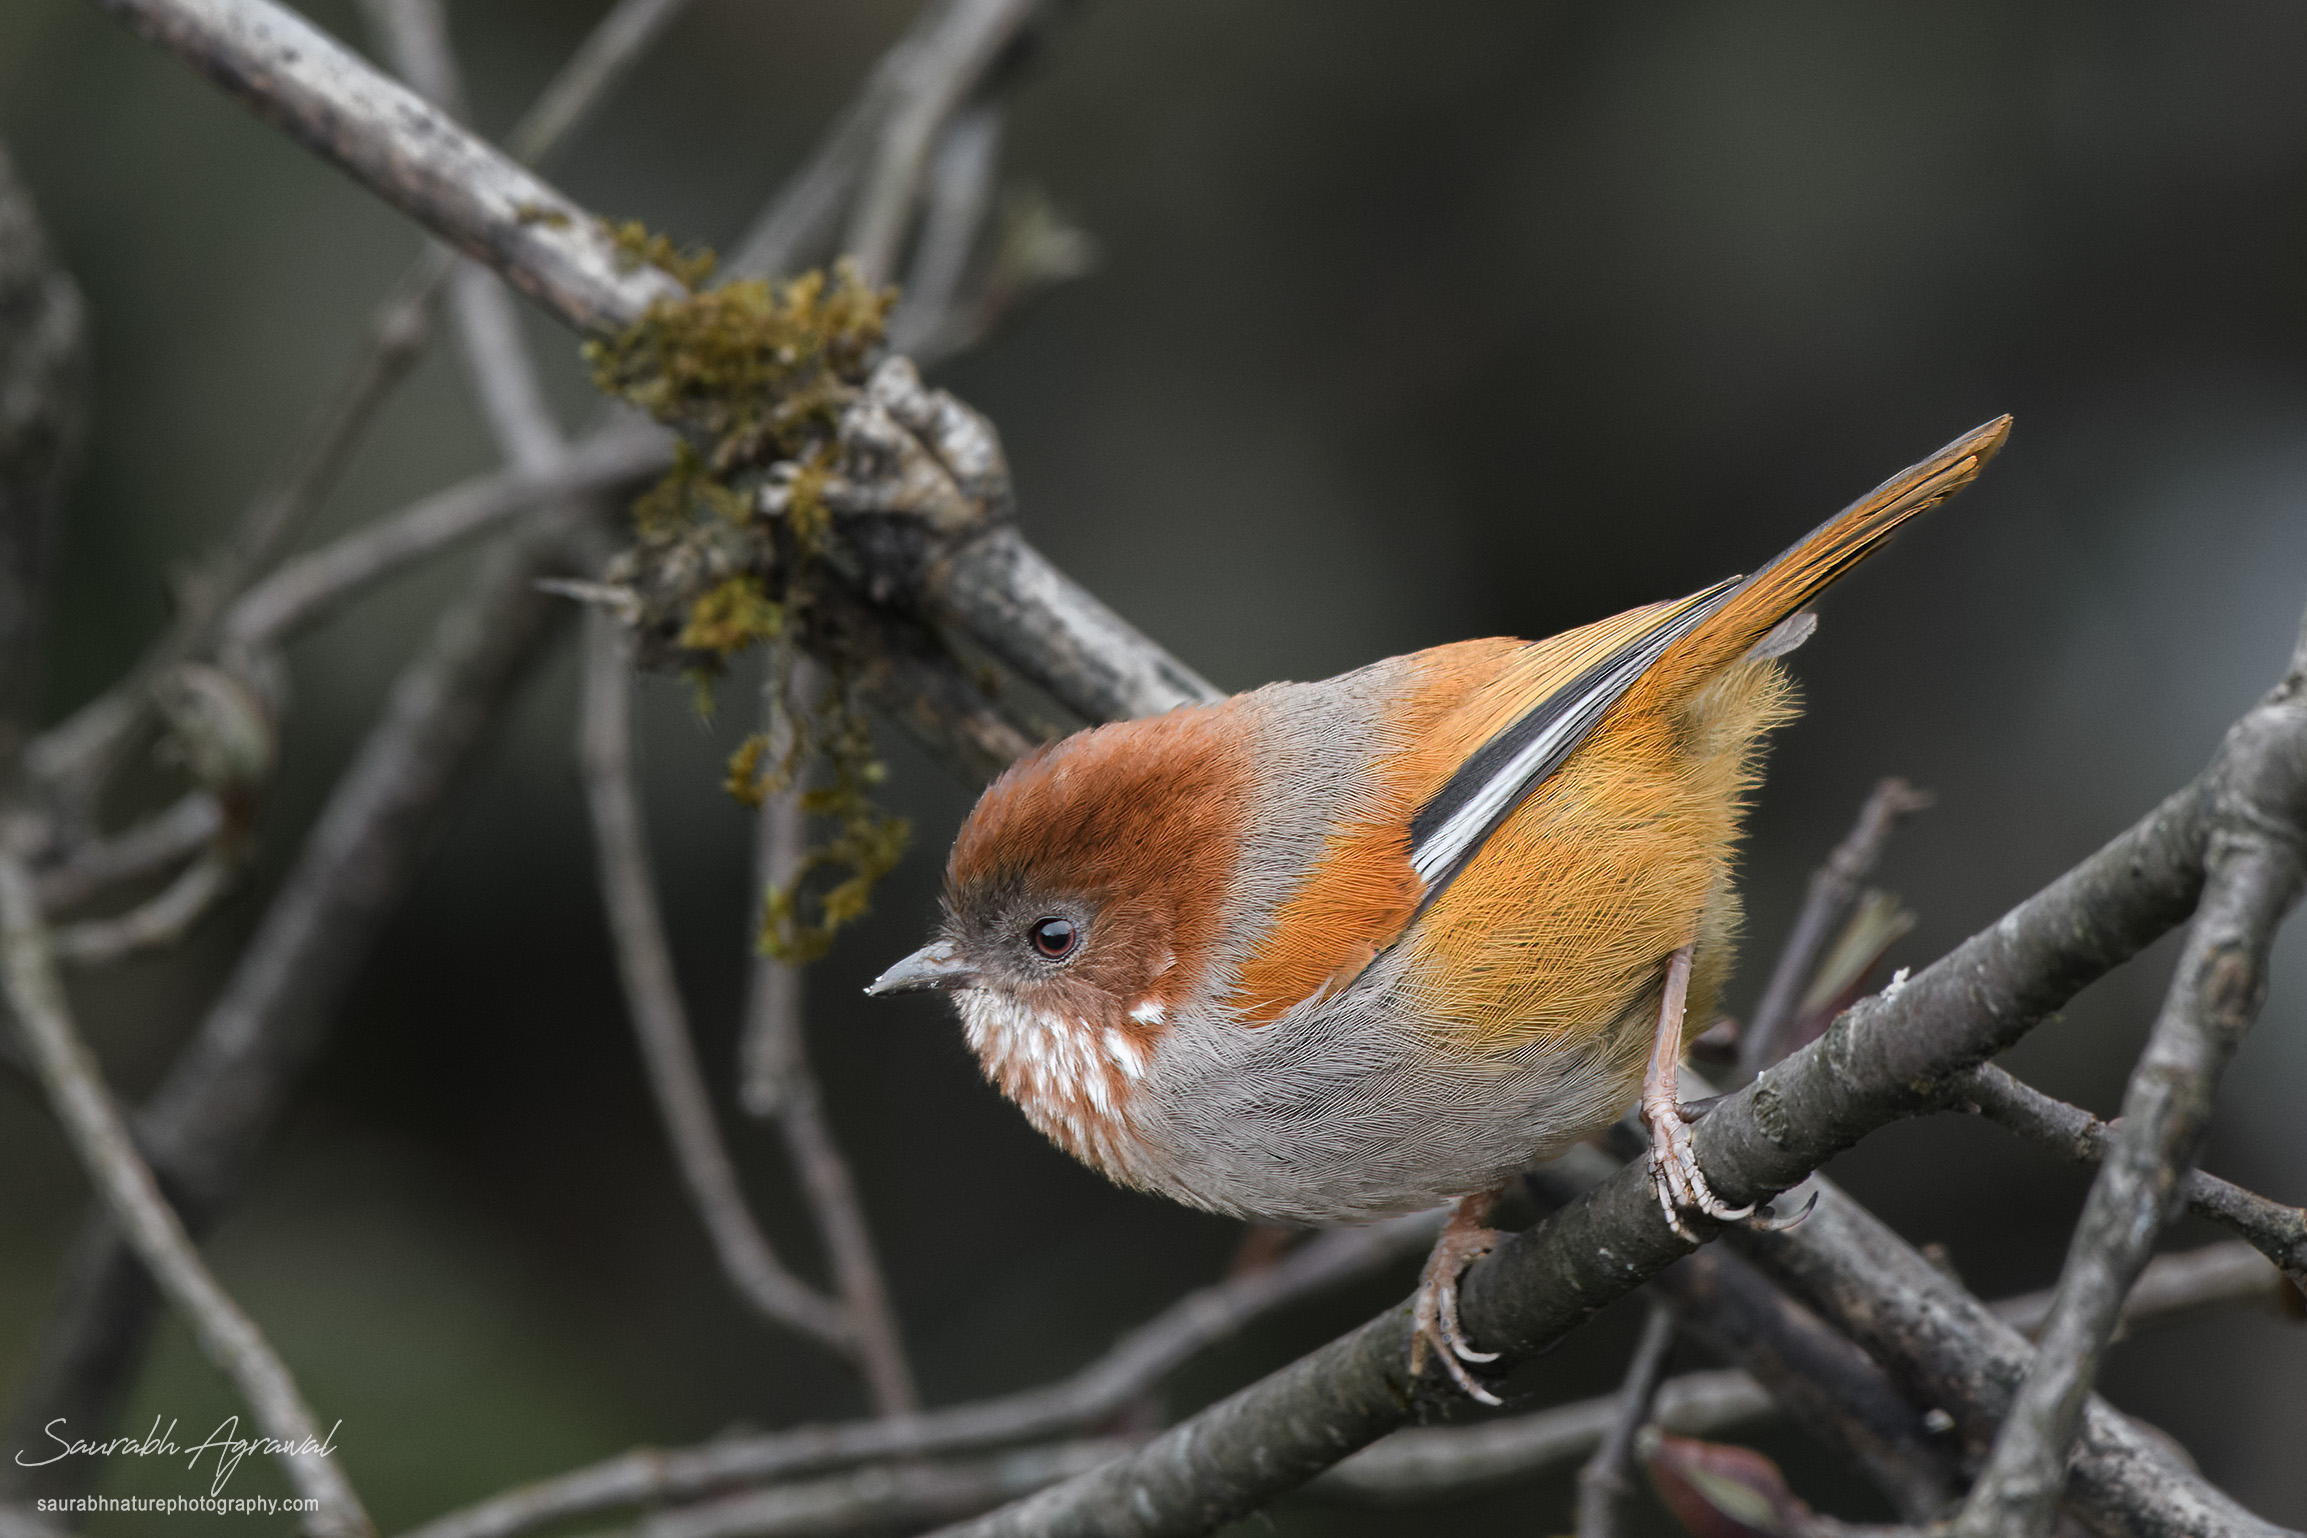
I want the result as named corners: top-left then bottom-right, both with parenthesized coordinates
top-left (1639, 415), bottom-right (2012, 698)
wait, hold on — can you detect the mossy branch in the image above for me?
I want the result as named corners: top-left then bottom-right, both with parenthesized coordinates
top-left (582, 234), bottom-right (909, 962)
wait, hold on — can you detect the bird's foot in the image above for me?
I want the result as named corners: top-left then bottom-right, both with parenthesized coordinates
top-left (1642, 1094), bottom-right (1755, 1242)
top-left (1409, 1193), bottom-right (1506, 1406)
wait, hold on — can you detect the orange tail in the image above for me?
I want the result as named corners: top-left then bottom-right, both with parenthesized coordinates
top-left (1637, 415), bottom-right (2011, 699)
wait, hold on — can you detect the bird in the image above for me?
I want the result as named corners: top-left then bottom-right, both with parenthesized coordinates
top-left (867, 416), bottom-right (2010, 1402)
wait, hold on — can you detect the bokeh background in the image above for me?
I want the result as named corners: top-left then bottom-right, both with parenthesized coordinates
top-left (3, 1), bottom-right (2305, 1533)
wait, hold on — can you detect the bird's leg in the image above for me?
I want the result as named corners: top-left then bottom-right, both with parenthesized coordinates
top-left (1642, 944), bottom-right (1756, 1241)
top-left (1409, 1190), bottom-right (1506, 1406)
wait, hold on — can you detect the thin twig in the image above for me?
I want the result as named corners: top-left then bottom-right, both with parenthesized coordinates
top-left (223, 426), bottom-right (670, 649)
top-left (394, 1214), bottom-right (1439, 1538)
top-left (4, 517), bottom-right (586, 1501)
top-left (1953, 1064), bottom-right (2307, 1292)
top-left (504, 0), bottom-right (698, 166)
top-left (33, 792), bottom-right (221, 911)
top-left (1576, 1302), bottom-right (1677, 1538)
top-left (22, 248), bottom-right (441, 828)
top-left (841, 0), bottom-right (1042, 285)
top-left (886, 104), bottom-right (1004, 358)
top-left (1739, 776), bottom-right (1933, 1076)
top-left (602, 1441), bottom-right (1136, 1538)
top-left (723, 0), bottom-right (1063, 283)
top-left (0, 851), bottom-right (372, 1538)
top-left (1954, 829), bottom-right (2307, 1538)
top-left (737, 658), bottom-right (919, 1415)
top-left (34, 0), bottom-right (691, 827)
top-left (1647, 1227), bottom-right (1962, 1522)
top-left (577, 615), bottom-right (851, 1354)
top-left (50, 852), bottom-right (235, 967)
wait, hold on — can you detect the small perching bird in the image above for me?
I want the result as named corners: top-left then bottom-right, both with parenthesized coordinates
top-left (869, 416), bottom-right (2010, 1401)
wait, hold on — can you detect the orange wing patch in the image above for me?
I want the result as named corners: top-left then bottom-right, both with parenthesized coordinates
top-left (1226, 610), bottom-right (1687, 1025)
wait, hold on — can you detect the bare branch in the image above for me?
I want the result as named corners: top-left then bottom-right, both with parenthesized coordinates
top-left (223, 426), bottom-right (670, 649)
top-left (737, 659), bottom-right (919, 1415)
top-left (1650, 1230), bottom-right (1961, 1522)
top-left (1956, 828), bottom-right (2306, 1538)
top-left (1739, 776), bottom-right (1933, 1076)
top-left (90, 0), bottom-right (678, 335)
top-left (577, 615), bottom-right (852, 1354)
top-left (884, 104), bottom-right (1003, 358)
top-left (1576, 1302), bottom-right (1678, 1538)
top-left (5, 518), bottom-right (584, 1500)
top-left (831, 0), bottom-right (1045, 285)
top-left (503, 0), bottom-right (698, 166)
top-left (1318, 1238), bottom-right (2289, 1505)
top-left (1954, 1065), bottom-right (2307, 1292)
top-left (837, 359), bottom-right (1221, 720)
top-left (0, 852), bottom-right (372, 1538)
top-left (1319, 1368), bottom-right (1770, 1502)
top-left (50, 852), bottom-right (235, 967)
top-left (394, 1215), bottom-right (1438, 1538)
top-left (1733, 1182), bottom-right (2291, 1538)
top-left (33, 792), bottom-right (221, 912)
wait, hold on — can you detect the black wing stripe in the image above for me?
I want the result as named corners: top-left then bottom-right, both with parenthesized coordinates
top-left (1404, 579), bottom-right (1738, 916)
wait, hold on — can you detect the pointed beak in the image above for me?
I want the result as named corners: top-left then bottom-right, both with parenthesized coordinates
top-left (864, 940), bottom-right (977, 997)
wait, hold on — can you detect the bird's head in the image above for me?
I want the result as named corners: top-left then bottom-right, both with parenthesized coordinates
top-left (865, 707), bottom-right (1250, 1046)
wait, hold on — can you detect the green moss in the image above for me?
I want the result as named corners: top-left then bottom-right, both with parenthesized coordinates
top-left (730, 672), bottom-right (911, 965)
top-left (583, 228), bottom-right (909, 967)
top-left (584, 259), bottom-right (893, 475)
top-left (629, 441), bottom-right (750, 535)
top-left (603, 218), bottom-right (719, 290)
top-left (678, 576), bottom-right (783, 659)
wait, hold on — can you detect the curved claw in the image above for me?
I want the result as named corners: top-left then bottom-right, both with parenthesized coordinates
top-left (1409, 1195), bottom-right (1506, 1405)
top-left (1645, 1095), bottom-right (1755, 1240)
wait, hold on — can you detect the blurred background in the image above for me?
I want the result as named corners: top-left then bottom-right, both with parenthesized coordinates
top-left (2, 1), bottom-right (2305, 1533)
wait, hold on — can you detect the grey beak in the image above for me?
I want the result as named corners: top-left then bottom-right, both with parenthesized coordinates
top-left (864, 940), bottom-right (977, 996)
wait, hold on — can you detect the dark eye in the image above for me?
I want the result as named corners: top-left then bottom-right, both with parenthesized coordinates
top-left (1028, 916), bottom-right (1079, 960)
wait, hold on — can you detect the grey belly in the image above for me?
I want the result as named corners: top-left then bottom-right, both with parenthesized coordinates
top-left (1122, 987), bottom-right (1656, 1226)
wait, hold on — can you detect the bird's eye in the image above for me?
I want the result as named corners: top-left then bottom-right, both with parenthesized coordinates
top-left (1028, 916), bottom-right (1079, 960)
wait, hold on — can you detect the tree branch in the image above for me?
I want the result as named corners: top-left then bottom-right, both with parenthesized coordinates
top-left (33, 792), bottom-right (222, 912)
top-left (1956, 828), bottom-right (2306, 1538)
top-left (393, 1214), bottom-right (1440, 1538)
top-left (4, 517), bottom-right (583, 1500)
top-left (1315, 1237), bottom-right (2290, 1504)
top-left (1575, 1302), bottom-right (1677, 1538)
top-left (0, 852), bottom-right (372, 1538)
top-left (577, 614), bottom-right (852, 1354)
top-left (221, 426), bottom-right (669, 650)
top-left (1739, 776), bottom-right (1933, 1076)
top-left (88, 0), bottom-right (678, 335)
top-left (1953, 1064), bottom-right (2307, 1292)
top-left (610, 1441), bottom-right (1136, 1538)
top-left (885, 103), bottom-right (1004, 359)
top-left (737, 657), bottom-right (919, 1415)
top-left (839, 0), bottom-right (1045, 285)
top-left (1732, 1183), bottom-right (2292, 1538)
